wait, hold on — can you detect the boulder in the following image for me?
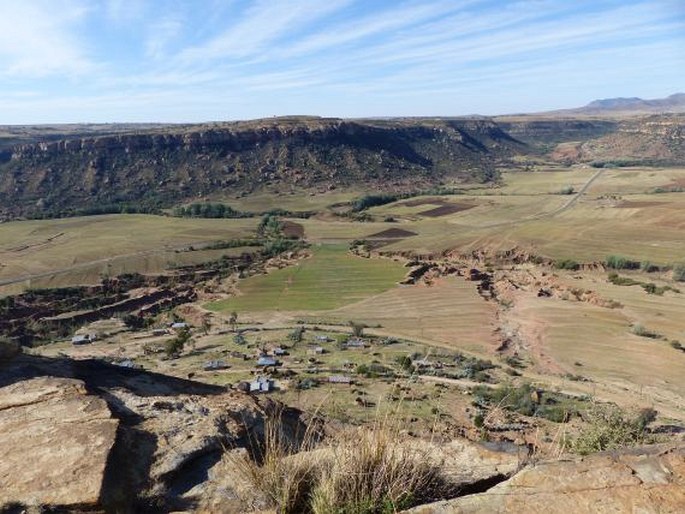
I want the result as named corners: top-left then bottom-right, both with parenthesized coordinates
top-left (0, 377), bottom-right (118, 510)
top-left (406, 444), bottom-right (685, 513)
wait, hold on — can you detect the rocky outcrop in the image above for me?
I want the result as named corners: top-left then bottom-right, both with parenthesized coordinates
top-left (0, 356), bottom-right (309, 512)
top-left (0, 377), bottom-right (118, 510)
top-left (406, 444), bottom-right (685, 513)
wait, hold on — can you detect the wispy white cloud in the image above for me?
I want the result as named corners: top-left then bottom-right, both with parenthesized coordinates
top-left (277, 0), bottom-right (481, 58)
top-left (145, 16), bottom-right (184, 60)
top-left (1, 0), bottom-right (683, 123)
top-left (0, 0), bottom-right (93, 77)
top-left (178, 0), bottom-right (354, 62)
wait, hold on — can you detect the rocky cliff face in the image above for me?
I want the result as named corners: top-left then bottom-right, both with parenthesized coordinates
top-left (0, 118), bottom-right (523, 217)
top-left (496, 119), bottom-right (618, 149)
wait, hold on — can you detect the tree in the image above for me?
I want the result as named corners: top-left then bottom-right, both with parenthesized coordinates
top-left (201, 314), bottom-right (212, 335)
top-left (165, 328), bottom-right (191, 357)
top-left (349, 321), bottom-right (365, 338)
top-left (288, 326), bottom-right (304, 344)
top-left (229, 311), bottom-right (238, 332)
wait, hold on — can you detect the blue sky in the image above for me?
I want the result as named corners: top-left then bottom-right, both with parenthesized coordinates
top-left (0, 0), bottom-right (683, 123)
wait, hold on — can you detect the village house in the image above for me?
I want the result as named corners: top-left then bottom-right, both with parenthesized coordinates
top-left (170, 322), bottom-right (189, 330)
top-left (204, 360), bottom-right (229, 371)
top-left (250, 376), bottom-right (273, 393)
top-left (345, 338), bottom-right (366, 349)
top-left (71, 334), bottom-right (95, 345)
top-left (314, 335), bottom-right (332, 343)
top-left (256, 356), bottom-right (278, 367)
top-left (113, 359), bottom-right (142, 369)
top-left (327, 375), bottom-right (352, 384)
top-left (272, 347), bottom-right (288, 356)
top-left (151, 328), bottom-right (169, 336)
top-left (307, 346), bottom-right (325, 355)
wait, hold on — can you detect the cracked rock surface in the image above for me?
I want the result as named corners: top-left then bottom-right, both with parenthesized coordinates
top-left (0, 377), bottom-right (118, 509)
top-left (406, 444), bottom-right (685, 513)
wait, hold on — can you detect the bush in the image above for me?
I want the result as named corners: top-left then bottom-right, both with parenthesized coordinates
top-left (571, 405), bottom-right (656, 455)
top-left (351, 194), bottom-right (398, 212)
top-left (630, 323), bottom-right (661, 339)
top-left (555, 259), bottom-right (580, 270)
top-left (673, 263), bottom-right (685, 282)
top-left (288, 327), bottom-right (305, 343)
top-left (395, 355), bottom-right (413, 372)
top-left (173, 202), bottom-right (248, 219)
top-left (349, 321), bottom-right (365, 338)
top-left (605, 255), bottom-right (640, 270)
top-left (165, 328), bottom-right (191, 357)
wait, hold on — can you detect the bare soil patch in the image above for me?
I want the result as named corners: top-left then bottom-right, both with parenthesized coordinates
top-left (419, 203), bottom-right (476, 217)
top-left (401, 197), bottom-right (447, 207)
top-left (281, 220), bottom-right (305, 238)
top-left (367, 228), bottom-right (418, 239)
top-left (615, 200), bottom-right (668, 209)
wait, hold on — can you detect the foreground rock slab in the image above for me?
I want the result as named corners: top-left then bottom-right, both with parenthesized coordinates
top-left (0, 377), bottom-right (119, 510)
top-left (407, 444), bottom-right (685, 513)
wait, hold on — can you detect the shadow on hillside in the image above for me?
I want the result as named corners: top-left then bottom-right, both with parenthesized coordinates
top-left (0, 353), bottom-right (225, 397)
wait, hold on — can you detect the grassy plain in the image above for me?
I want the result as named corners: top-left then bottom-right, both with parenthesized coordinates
top-left (0, 214), bottom-right (257, 291)
top-left (207, 244), bottom-right (406, 312)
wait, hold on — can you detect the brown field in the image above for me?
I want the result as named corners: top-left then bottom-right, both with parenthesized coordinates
top-left (418, 203), bottom-right (476, 217)
top-left (281, 220), bottom-right (305, 238)
top-left (401, 197), bottom-right (447, 207)
top-left (367, 228), bottom-right (417, 238)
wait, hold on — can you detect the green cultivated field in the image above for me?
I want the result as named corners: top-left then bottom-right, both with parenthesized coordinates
top-left (207, 244), bottom-right (406, 312)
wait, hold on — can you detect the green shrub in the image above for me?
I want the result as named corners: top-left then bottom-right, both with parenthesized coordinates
top-left (288, 327), bottom-right (305, 343)
top-left (673, 263), bottom-right (685, 282)
top-left (351, 194), bottom-right (399, 212)
top-left (555, 259), bottom-right (580, 270)
top-left (605, 255), bottom-right (640, 270)
top-left (395, 355), bottom-right (413, 372)
top-left (571, 405), bottom-right (656, 455)
top-left (630, 323), bottom-right (661, 339)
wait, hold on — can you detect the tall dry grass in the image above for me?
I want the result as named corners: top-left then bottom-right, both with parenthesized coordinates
top-left (228, 409), bottom-right (450, 514)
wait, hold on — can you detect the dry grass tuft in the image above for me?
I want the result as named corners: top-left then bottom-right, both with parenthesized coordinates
top-left (229, 410), bottom-right (450, 514)
top-left (310, 418), bottom-right (446, 514)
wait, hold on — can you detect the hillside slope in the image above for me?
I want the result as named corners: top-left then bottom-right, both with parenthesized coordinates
top-left (0, 118), bottom-right (522, 217)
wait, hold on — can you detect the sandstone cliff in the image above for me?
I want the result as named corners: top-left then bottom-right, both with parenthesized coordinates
top-left (0, 118), bottom-right (521, 218)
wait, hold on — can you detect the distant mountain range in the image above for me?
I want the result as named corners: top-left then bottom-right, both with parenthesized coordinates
top-left (552, 93), bottom-right (685, 116)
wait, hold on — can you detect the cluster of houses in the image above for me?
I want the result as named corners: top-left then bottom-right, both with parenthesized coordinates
top-left (197, 332), bottom-right (365, 395)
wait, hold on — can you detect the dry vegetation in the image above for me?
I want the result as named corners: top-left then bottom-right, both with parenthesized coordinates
top-left (230, 410), bottom-right (451, 514)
